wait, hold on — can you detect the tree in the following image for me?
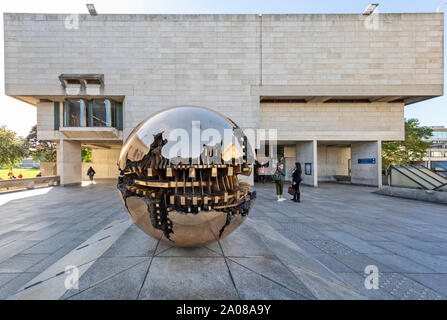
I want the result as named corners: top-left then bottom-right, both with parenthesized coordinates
top-left (82, 148), bottom-right (92, 162)
top-left (26, 125), bottom-right (56, 162)
top-left (382, 118), bottom-right (433, 168)
top-left (0, 125), bottom-right (29, 168)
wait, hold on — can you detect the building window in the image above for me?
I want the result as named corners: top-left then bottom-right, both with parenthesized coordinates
top-left (91, 99), bottom-right (115, 127)
top-left (63, 99), bottom-right (87, 127)
top-left (432, 131), bottom-right (447, 139)
top-left (63, 98), bottom-right (122, 129)
top-left (431, 151), bottom-right (443, 157)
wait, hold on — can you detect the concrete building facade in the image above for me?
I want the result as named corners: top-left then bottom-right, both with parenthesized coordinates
top-left (423, 126), bottom-right (447, 176)
top-left (3, 13), bottom-right (444, 186)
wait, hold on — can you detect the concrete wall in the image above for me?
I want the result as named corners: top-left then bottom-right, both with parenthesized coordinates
top-left (296, 141), bottom-right (317, 187)
top-left (4, 14), bottom-right (263, 140)
top-left (36, 101), bottom-right (58, 141)
top-left (260, 14), bottom-right (443, 87)
top-left (4, 13), bottom-right (443, 141)
top-left (81, 148), bottom-right (120, 179)
top-left (58, 140), bottom-right (81, 185)
top-left (260, 102), bottom-right (405, 141)
top-left (39, 162), bottom-right (57, 176)
top-left (351, 141), bottom-right (382, 187)
top-left (318, 145), bottom-right (350, 182)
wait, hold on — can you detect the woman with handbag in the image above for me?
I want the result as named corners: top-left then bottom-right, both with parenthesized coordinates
top-left (273, 163), bottom-right (286, 202)
top-left (291, 162), bottom-right (302, 202)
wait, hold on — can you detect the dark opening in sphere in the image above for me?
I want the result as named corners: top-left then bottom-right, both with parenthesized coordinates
top-left (117, 106), bottom-right (256, 247)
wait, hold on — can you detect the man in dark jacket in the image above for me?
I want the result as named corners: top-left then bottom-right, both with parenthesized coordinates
top-left (291, 162), bottom-right (302, 202)
top-left (87, 166), bottom-right (96, 181)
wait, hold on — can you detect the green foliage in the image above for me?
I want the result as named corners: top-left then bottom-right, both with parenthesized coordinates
top-left (82, 148), bottom-right (92, 162)
top-left (26, 125), bottom-right (56, 162)
top-left (0, 125), bottom-right (29, 168)
top-left (382, 119), bottom-right (433, 168)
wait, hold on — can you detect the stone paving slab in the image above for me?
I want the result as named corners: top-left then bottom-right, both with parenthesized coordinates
top-left (227, 259), bottom-right (308, 300)
top-left (227, 256), bottom-right (314, 299)
top-left (138, 257), bottom-right (239, 300)
top-left (9, 219), bottom-right (132, 299)
top-left (68, 260), bottom-right (150, 300)
top-left (0, 181), bottom-right (447, 300)
top-left (62, 257), bottom-right (150, 299)
top-left (405, 274), bottom-right (447, 297)
top-left (0, 272), bottom-right (39, 299)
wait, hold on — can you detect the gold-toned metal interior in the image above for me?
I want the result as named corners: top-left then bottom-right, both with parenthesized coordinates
top-left (117, 106), bottom-right (256, 247)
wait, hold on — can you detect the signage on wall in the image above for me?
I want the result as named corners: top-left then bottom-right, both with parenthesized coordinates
top-left (305, 163), bottom-right (312, 175)
top-left (358, 158), bottom-right (376, 164)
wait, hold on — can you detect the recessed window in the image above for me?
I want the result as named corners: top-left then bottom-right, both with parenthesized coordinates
top-left (92, 99), bottom-right (108, 127)
top-left (62, 98), bottom-right (122, 129)
top-left (66, 79), bottom-right (81, 85)
top-left (86, 79), bottom-right (102, 85)
top-left (63, 99), bottom-right (87, 127)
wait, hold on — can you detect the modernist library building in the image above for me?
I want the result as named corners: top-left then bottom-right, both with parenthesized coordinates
top-left (3, 12), bottom-right (444, 187)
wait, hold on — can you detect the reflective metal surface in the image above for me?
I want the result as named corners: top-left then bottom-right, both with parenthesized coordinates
top-left (117, 106), bottom-right (256, 247)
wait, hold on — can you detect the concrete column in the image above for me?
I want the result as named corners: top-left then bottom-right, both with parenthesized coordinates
top-left (296, 140), bottom-right (318, 187)
top-left (351, 141), bottom-right (382, 187)
top-left (58, 140), bottom-right (81, 186)
top-left (56, 142), bottom-right (60, 176)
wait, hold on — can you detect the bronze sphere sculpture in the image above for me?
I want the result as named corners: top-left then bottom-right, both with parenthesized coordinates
top-left (117, 106), bottom-right (256, 247)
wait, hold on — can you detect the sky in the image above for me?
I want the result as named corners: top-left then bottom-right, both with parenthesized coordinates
top-left (0, 0), bottom-right (446, 137)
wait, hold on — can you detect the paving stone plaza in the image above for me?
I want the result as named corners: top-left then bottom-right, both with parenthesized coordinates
top-left (0, 181), bottom-right (446, 300)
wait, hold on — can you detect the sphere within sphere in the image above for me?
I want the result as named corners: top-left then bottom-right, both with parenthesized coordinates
top-left (117, 106), bottom-right (256, 247)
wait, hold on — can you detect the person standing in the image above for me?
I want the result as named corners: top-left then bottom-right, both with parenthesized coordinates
top-left (258, 165), bottom-right (266, 183)
top-left (87, 166), bottom-right (96, 181)
top-left (291, 162), bottom-right (302, 202)
top-left (273, 163), bottom-right (286, 202)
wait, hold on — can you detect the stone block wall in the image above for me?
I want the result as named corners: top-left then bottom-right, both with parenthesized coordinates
top-left (3, 13), bottom-right (443, 142)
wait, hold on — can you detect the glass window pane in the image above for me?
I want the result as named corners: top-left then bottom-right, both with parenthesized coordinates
top-left (105, 99), bottom-right (111, 127)
top-left (111, 100), bottom-right (116, 128)
top-left (80, 99), bottom-right (87, 127)
top-left (65, 98), bottom-right (119, 128)
top-left (64, 99), bottom-right (87, 127)
top-left (66, 99), bottom-right (81, 126)
top-left (92, 99), bottom-right (107, 127)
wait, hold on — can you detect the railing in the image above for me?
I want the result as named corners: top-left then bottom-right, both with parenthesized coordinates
top-left (0, 176), bottom-right (60, 193)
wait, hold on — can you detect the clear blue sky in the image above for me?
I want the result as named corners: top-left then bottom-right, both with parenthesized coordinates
top-left (0, 0), bottom-right (445, 136)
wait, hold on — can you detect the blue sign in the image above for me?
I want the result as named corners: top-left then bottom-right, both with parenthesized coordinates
top-left (358, 158), bottom-right (376, 164)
